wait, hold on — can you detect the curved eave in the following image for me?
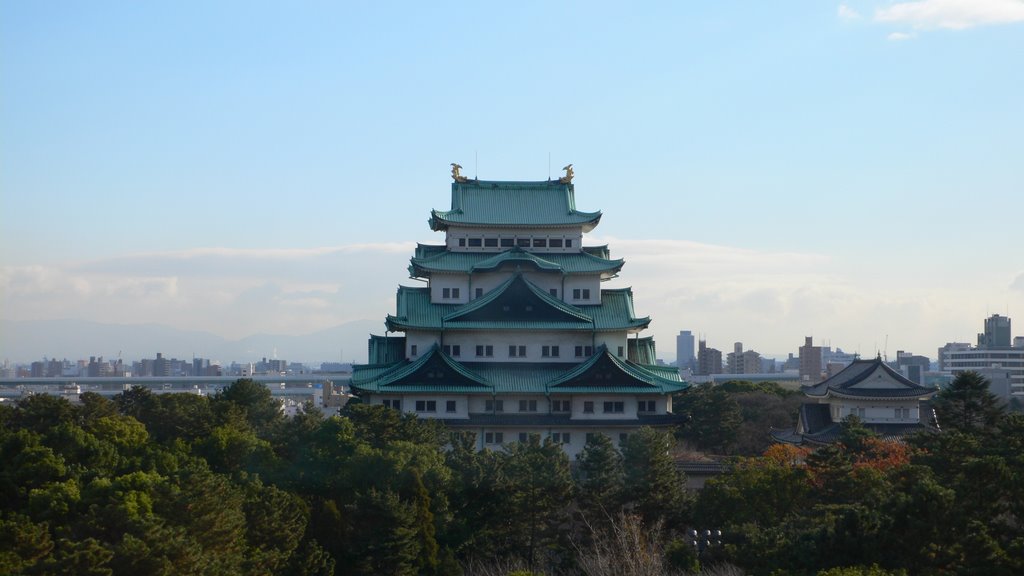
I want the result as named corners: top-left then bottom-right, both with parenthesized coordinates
top-left (428, 210), bottom-right (603, 232)
top-left (824, 389), bottom-right (937, 401)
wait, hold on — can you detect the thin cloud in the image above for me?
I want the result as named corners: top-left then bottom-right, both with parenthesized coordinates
top-left (875, 0), bottom-right (1024, 30)
top-left (1012, 272), bottom-right (1024, 291)
top-left (839, 4), bottom-right (862, 20)
top-left (888, 31), bottom-right (916, 40)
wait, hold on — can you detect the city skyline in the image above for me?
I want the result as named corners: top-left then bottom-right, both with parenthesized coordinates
top-left (2, 2), bottom-right (1022, 363)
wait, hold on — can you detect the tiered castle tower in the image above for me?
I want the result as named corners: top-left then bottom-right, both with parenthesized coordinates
top-left (350, 167), bottom-right (687, 455)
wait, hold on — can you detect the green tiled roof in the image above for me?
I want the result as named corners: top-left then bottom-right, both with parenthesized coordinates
top-left (351, 345), bottom-right (492, 390)
top-left (627, 336), bottom-right (657, 365)
top-left (351, 349), bottom-right (689, 395)
top-left (548, 346), bottom-right (685, 393)
top-left (367, 334), bottom-right (406, 364)
top-left (408, 247), bottom-right (624, 278)
top-left (414, 243), bottom-right (447, 259)
top-left (582, 245), bottom-right (610, 259)
top-left (429, 180), bottom-right (602, 231)
top-left (384, 279), bottom-right (649, 332)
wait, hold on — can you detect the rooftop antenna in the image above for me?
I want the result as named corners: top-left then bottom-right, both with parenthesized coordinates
top-left (475, 150), bottom-right (478, 180)
top-left (548, 152), bottom-right (551, 180)
top-left (883, 334), bottom-right (888, 363)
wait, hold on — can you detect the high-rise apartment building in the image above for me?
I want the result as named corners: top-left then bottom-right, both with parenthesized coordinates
top-left (799, 336), bottom-right (822, 382)
top-left (726, 342), bottom-right (761, 374)
top-left (676, 330), bottom-right (695, 374)
top-left (979, 314), bottom-right (1012, 348)
top-left (697, 339), bottom-right (723, 375)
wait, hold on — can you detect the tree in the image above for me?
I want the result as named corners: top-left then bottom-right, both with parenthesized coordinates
top-left (575, 433), bottom-right (624, 527)
top-left (212, 379), bottom-right (283, 434)
top-left (499, 436), bottom-right (574, 571)
top-left (675, 386), bottom-right (742, 454)
top-left (621, 427), bottom-right (690, 529)
top-left (933, 371), bottom-right (1005, 434)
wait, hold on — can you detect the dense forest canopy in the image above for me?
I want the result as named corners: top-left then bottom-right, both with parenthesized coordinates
top-left (1, 373), bottom-right (1021, 576)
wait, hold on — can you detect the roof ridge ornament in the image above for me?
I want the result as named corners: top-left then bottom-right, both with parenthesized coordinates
top-left (450, 163), bottom-right (468, 183)
top-left (558, 163), bottom-right (574, 184)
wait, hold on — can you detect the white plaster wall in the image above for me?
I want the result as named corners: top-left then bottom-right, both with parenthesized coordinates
top-left (446, 226), bottom-right (584, 254)
top-left (571, 395), bottom-right (639, 420)
top-left (430, 273), bottom-right (469, 304)
top-left (442, 331), bottom-right (597, 363)
top-left (834, 398), bottom-right (923, 423)
top-left (563, 275), bottom-right (601, 304)
top-left (596, 333), bottom-right (629, 358)
top-left (405, 332), bottom-right (439, 359)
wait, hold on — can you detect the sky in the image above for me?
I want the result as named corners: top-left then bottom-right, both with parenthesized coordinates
top-left (1, 1), bottom-right (1022, 363)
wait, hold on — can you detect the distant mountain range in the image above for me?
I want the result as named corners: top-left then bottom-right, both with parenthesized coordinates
top-left (0, 318), bottom-right (384, 366)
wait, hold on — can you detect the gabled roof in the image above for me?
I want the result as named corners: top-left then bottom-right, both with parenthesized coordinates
top-left (429, 180), bottom-right (602, 231)
top-left (548, 346), bottom-right (686, 393)
top-left (385, 281), bottom-right (650, 332)
top-left (803, 357), bottom-right (937, 400)
top-left (350, 345), bottom-right (492, 392)
top-left (444, 273), bottom-right (592, 325)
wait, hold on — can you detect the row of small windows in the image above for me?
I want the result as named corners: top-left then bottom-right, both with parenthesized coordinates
top-left (482, 431), bottom-right (630, 445)
top-left (385, 398), bottom-right (657, 414)
top-left (386, 399), bottom-right (461, 413)
top-left (438, 286), bottom-right (594, 302)
top-left (426, 344), bottom-right (597, 358)
top-left (458, 237), bottom-right (574, 249)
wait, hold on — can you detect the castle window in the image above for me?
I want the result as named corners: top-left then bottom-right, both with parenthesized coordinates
top-left (500, 238), bottom-right (514, 247)
top-left (484, 432), bottom-right (503, 444)
top-left (410, 345), bottom-right (417, 356)
top-left (484, 238), bottom-right (498, 247)
top-left (517, 238), bottom-right (530, 247)
top-left (475, 287), bottom-right (483, 298)
top-left (519, 399), bottom-right (537, 412)
top-left (638, 400), bottom-right (656, 413)
top-left (451, 288), bottom-right (460, 298)
top-left (565, 239), bottom-right (573, 247)
top-left (446, 400), bottom-right (457, 413)
top-left (382, 399), bottom-right (401, 410)
top-left (542, 345), bottom-right (560, 358)
top-left (603, 401), bottom-right (624, 414)
top-left (476, 345), bottom-right (493, 357)
top-left (552, 400), bottom-right (570, 412)
top-left (533, 238), bottom-right (547, 248)
top-left (550, 288), bottom-right (558, 297)
top-left (458, 238), bottom-right (466, 247)
top-left (583, 401), bottom-right (594, 414)
top-left (551, 432), bottom-right (570, 444)
top-left (485, 399), bottom-right (504, 413)
top-left (468, 238), bottom-right (482, 247)
top-left (549, 239), bottom-right (563, 248)
top-left (509, 345), bottom-right (526, 358)
top-left (415, 400), bottom-right (436, 413)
